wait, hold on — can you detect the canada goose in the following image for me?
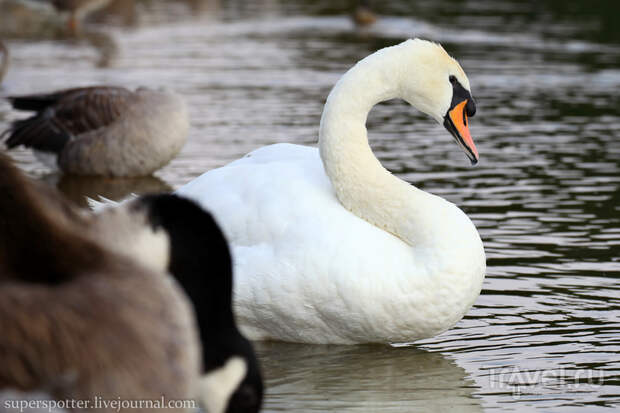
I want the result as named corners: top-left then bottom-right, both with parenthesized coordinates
top-left (2, 86), bottom-right (189, 177)
top-left (0, 154), bottom-right (263, 412)
top-left (176, 39), bottom-right (485, 344)
top-left (0, 152), bottom-right (201, 411)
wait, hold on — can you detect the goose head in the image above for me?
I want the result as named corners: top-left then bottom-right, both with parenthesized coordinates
top-left (398, 39), bottom-right (478, 164)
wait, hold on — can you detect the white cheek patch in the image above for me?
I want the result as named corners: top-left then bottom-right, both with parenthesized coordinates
top-left (94, 205), bottom-right (171, 273)
top-left (199, 356), bottom-right (247, 413)
top-left (128, 226), bottom-right (170, 273)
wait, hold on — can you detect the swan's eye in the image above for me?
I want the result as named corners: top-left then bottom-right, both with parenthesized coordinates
top-left (449, 75), bottom-right (457, 84)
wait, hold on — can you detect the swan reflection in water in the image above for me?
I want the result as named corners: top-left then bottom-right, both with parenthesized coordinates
top-left (255, 342), bottom-right (482, 413)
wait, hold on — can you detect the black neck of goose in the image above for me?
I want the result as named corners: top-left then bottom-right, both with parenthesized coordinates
top-left (170, 232), bottom-right (236, 332)
top-left (0, 153), bottom-right (100, 283)
top-left (139, 194), bottom-right (236, 333)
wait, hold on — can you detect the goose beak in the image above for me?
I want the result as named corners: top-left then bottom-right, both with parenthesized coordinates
top-left (443, 99), bottom-right (479, 165)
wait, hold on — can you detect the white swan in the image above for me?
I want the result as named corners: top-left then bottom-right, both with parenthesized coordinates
top-left (178, 39), bottom-right (486, 344)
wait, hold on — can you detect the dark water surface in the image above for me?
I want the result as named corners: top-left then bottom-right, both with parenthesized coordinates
top-left (1, 0), bottom-right (619, 411)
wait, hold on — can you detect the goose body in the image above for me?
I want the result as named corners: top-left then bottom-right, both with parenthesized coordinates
top-left (178, 39), bottom-right (486, 344)
top-left (2, 86), bottom-right (189, 177)
top-left (0, 154), bottom-right (200, 410)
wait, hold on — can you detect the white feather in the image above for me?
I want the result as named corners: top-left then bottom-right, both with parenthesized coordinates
top-left (86, 194), bottom-right (136, 211)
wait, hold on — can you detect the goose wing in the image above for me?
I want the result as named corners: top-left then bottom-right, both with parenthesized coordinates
top-left (2, 86), bottom-right (133, 153)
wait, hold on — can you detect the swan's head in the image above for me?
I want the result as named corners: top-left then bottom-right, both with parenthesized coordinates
top-left (399, 39), bottom-right (479, 164)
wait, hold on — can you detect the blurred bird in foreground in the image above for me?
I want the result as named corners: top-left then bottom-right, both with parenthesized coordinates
top-left (0, 152), bottom-right (264, 413)
top-left (0, 152), bottom-right (201, 412)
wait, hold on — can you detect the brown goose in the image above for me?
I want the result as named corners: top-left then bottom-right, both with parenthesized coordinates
top-left (2, 86), bottom-right (189, 177)
top-left (0, 152), bottom-right (201, 411)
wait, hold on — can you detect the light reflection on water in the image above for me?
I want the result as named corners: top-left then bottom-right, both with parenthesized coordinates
top-left (1, 0), bottom-right (619, 411)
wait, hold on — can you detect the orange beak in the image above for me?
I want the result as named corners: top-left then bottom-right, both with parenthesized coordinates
top-left (444, 99), bottom-right (479, 165)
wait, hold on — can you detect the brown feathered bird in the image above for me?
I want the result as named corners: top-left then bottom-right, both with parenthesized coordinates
top-left (0, 152), bottom-right (201, 411)
top-left (2, 86), bottom-right (189, 177)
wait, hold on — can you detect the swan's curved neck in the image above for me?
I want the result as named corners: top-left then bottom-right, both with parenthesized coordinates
top-left (319, 45), bottom-right (447, 247)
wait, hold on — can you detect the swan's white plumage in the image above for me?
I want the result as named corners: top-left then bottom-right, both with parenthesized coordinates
top-left (177, 146), bottom-right (484, 344)
top-left (178, 39), bottom-right (485, 344)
